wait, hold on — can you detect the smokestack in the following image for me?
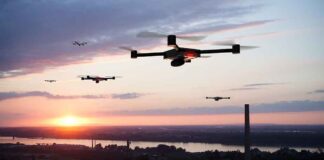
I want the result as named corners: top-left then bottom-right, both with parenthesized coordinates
top-left (245, 104), bottom-right (251, 160)
top-left (127, 140), bottom-right (131, 149)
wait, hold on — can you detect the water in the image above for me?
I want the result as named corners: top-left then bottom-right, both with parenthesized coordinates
top-left (0, 136), bottom-right (318, 153)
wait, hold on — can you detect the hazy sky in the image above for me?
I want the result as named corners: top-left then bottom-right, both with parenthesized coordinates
top-left (0, 0), bottom-right (324, 126)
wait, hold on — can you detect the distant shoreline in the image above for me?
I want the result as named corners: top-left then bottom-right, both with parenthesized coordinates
top-left (1, 142), bottom-right (323, 160)
top-left (0, 136), bottom-right (320, 153)
top-left (1, 125), bottom-right (324, 148)
top-left (0, 135), bottom-right (322, 148)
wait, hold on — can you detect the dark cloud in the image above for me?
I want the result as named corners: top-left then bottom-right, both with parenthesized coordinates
top-left (190, 19), bottom-right (275, 35)
top-left (227, 82), bottom-right (287, 91)
top-left (308, 89), bottom-right (324, 94)
top-left (227, 87), bottom-right (260, 91)
top-left (0, 112), bottom-right (28, 121)
top-left (0, 0), bottom-right (271, 78)
top-left (100, 100), bottom-right (324, 116)
top-left (244, 82), bottom-right (287, 87)
top-left (112, 93), bottom-right (145, 100)
top-left (0, 91), bottom-right (145, 101)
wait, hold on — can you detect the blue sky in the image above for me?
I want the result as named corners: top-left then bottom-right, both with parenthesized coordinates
top-left (0, 0), bottom-right (323, 126)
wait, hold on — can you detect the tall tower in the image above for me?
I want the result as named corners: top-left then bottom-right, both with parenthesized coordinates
top-left (245, 104), bottom-right (251, 160)
top-left (127, 140), bottom-right (131, 149)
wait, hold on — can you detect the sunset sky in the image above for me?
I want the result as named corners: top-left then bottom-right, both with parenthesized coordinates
top-left (0, 0), bottom-right (324, 127)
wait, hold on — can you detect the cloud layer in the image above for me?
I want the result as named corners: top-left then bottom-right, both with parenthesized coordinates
top-left (0, 0), bottom-right (272, 78)
top-left (308, 89), bottom-right (324, 94)
top-left (0, 91), bottom-right (145, 101)
top-left (228, 82), bottom-right (287, 91)
top-left (101, 100), bottom-right (324, 116)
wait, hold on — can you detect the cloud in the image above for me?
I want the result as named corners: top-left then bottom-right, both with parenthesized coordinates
top-left (0, 91), bottom-right (145, 101)
top-left (244, 82), bottom-right (287, 87)
top-left (227, 82), bottom-right (287, 91)
top-left (0, 0), bottom-right (273, 78)
top-left (0, 112), bottom-right (28, 121)
top-left (190, 20), bottom-right (276, 35)
top-left (227, 87), bottom-right (259, 91)
top-left (308, 89), bottom-right (324, 94)
top-left (112, 93), bottom-right (145, 100)
top-left (99, 100), bottom-right (324, 116)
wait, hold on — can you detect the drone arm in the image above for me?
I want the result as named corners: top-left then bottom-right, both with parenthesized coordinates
top-left (200, 49), bottom-right (232, 54)
top-left (199, 45), bottom-right (240, 54)
top-left (136, 52), bottom-right (165, 57)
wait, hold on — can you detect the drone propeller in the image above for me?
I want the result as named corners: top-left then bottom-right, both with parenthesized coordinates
top-left (200, 56), bottom-right (211, 58)
top-left (137, 31), bottom-right (206, 41)
top-left (212, 40), bottom-right (259, 50)
top-left (119, 46), bottom-right (135, 51)
top-left (77, 75), bottom-right (96, 78)
top-left (137, 31), bottom-right (166, 38)
top-left (103, 76), bottom-right (122, 78)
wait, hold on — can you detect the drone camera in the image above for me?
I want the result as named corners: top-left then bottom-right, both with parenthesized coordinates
top-left (232, 44), bottom-right (240, 54)
top-left (171, 58), bottom-right (185, 67)
top-left (131, 50), bottom-right (138, 58)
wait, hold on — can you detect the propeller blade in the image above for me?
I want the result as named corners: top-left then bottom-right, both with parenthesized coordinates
top-left (212, 40), bottom-right (236, 46)
top-left (119, 46), bottom-right (134, 51)
top-left (241, 46), bottom-right (259, 50)
top-left (177, 35), bottom-right (206, 41)
top-left (212, 40), bottom-right (259, 50)
top-left (137, 31), bottom-right (167, 38)
top-left (200, 56), bottom-right (211, 58)
top-left (137, 31), bottom-right (206, 41)
top-left (114, 76), bottom-right (123, 78)
top-left (78, 75), bottom-right (96, 78)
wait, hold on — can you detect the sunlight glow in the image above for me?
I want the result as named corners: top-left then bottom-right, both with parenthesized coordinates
top-left (54, 116), bottom-right (88, 127)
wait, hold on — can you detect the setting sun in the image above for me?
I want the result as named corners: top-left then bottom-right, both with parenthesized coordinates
top-left (52, 116), bottom-right (88, 127)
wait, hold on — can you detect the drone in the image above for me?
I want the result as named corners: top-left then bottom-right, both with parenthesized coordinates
top-left (44, 80), bottom-right (56, 83)
top-left (120, 31), bottom-right (257, 67)
top-left (73, 41), bottom-right (88, 46)
top-left (206, 96), bottom-right (230, 101)
top-left (78, 75), bottom-right (120, 84)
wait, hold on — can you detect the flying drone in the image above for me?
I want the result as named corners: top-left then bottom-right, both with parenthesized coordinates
top-left (78, 75), bottom-right (120, 84)
top-left (206, 96), bottom-right (231, 101)
top-left (120, 31), bottom-right (257, 67)
top-left (73, 41), bottom-right (88, 46)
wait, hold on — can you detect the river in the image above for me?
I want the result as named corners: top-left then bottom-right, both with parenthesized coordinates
top-left (0, 136), bottom-right (318, 152)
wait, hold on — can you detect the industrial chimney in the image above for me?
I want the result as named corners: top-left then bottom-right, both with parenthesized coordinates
top-left (245, 104), bottom-right (251, 160)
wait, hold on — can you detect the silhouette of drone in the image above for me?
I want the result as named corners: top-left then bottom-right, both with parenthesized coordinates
top-left (44, 80), bottom-right (56, 83)
top-left (120, 31), bottom-right (257, 67)
top-left (73, 41), bottom-right (87, 46)
top-left (206, 96), bottom-right (230, 101)
top-left (78, 75), bottom-right (120, 84)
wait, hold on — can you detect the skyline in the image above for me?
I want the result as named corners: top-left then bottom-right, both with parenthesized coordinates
top-left (0, 0), bottom-right (324, 126)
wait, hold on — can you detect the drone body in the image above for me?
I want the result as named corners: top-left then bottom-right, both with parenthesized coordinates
top-left (44, 80), bottom-right (56, 83)
top-left (131, 44), bottom-right (240, 67)
top-left (122, 32), bottom-right (242, 67)
top-left (73, 41), bottom-right (88, 46)
top-left (79, 75), bottom-right (116, 84)
top-left (206, 96), bottom-right (231, 101)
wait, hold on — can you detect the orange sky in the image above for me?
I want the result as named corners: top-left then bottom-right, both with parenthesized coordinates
top-left (1, 1), bottom-right (324, 127)
top-left (2, 111), bottom-right (323, 127)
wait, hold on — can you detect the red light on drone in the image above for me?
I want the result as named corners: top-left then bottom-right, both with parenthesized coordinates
top-left (185, 51), bottom-right (197, 58)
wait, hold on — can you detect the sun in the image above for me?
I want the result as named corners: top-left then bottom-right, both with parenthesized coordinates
top-left (55, 116), bottom-right (87, 127)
